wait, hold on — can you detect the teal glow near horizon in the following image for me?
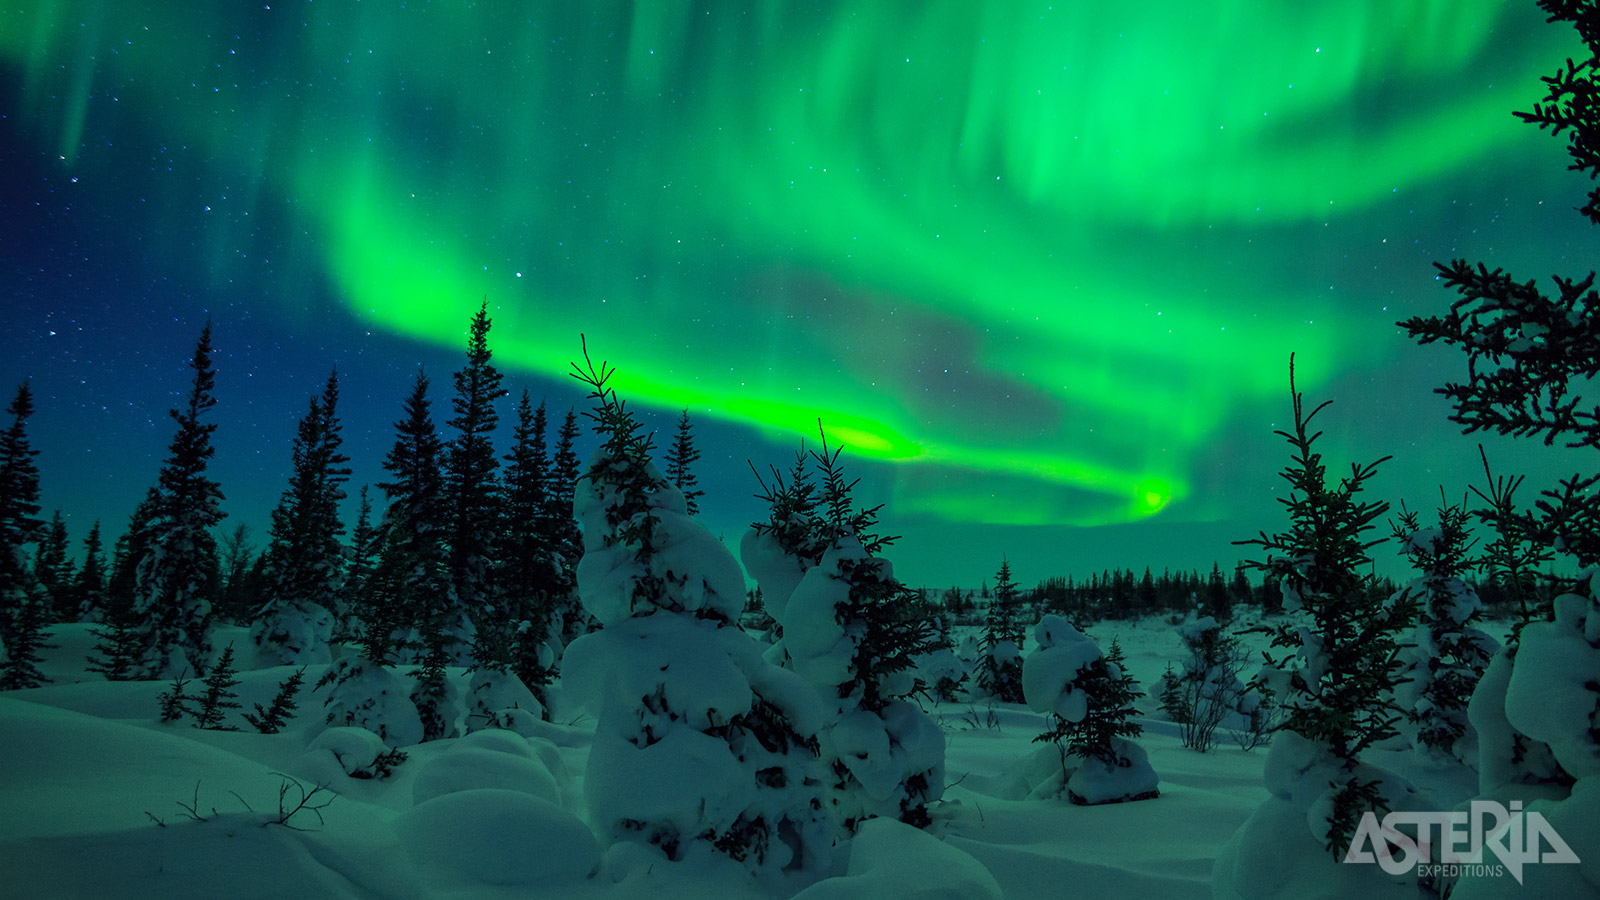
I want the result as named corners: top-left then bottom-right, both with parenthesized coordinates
top-left (1, 1), bottom-right (1571, 528)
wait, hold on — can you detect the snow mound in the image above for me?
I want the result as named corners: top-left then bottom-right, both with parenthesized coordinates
top-left (305, 726), bottom-right (392, 779)
top-left (791, 817), bottom-right (1002, 900)
top-left (412, 744), bottom-right (560, 806)
top-left (395, 788), bottom-right (598, 885)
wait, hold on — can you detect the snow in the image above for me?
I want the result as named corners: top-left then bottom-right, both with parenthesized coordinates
top-left (1021, 615), bottom-right (1102, 722)
top-left (791, 817), bottom-right (1001, 900)
top-left (1504, 593), bottom-right (1600, 779)
top-left (2, 613), bottom-right (1569, 900)
top-left (395, 789), bottom-right (598, 885)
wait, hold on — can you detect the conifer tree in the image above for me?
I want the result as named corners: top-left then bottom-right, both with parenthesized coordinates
top-left (92, 499), bottom-right (158, 681)
top-left (745, 428), bottom-right (944, 831)
top-left (0, 583), bottom-right (53, 690)
top-left (498, 391), bottom-right (557, 697)
top-left (0, 382), bottom-right (43, 646)
top-left (191, 644), bottom-right (242, 729)
top-left (157, 671), bottom-right (193, 723)
top-left (664, 409), bottom-right (704, 514)
top-left (33, 511), bottom-right (72, 622)
top-left (73, 521), bottom-right (107, 622)
top-left (1205, 562), bottom-right (1232, 622)
top-left (445, 302), bottom-right (507, 639)
top-left (133, 323), bottom-right (226, 678)
top-left (1399, 3), bottom-right (1600, 823)
top-left (341, 485), bottom-right (378, 637)
top-left (565, 343), bottom-right (831, 872)
top-left (253, 371), bottom-right (350, 664)
top-left (366, 370), bottom-right (457, 663)
top-left (1026, 621), bottom-right (1155, 804)
top-left (243, 667), bottom-right (305, 734)
top-left (546, 407), bottom-right (588, 643)
top-left (978, 557), bottom-right (1026, 703)
top-left (1237, 356), bottom-right (1412, 855)
top-left (410, 635), bottom-right (459, 741)
top-left (1389, 498), bottom-right (1493, 759)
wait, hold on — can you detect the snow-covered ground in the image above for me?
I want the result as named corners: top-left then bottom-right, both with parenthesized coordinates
top-left (0, 615), bottom-right (1492, 900)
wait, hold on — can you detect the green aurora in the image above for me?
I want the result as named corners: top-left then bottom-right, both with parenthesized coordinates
top-left (1, 1), bottom-right (1580, 539)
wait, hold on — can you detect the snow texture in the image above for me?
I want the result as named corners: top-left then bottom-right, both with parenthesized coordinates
top-left (1504, 593), bottom-right (1600, 779)
top-left (396, 789), bottom-right (598, 885)
top-left (791, 817), bottom-right (1002, 900)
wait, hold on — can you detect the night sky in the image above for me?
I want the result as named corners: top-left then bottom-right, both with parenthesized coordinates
top-left (1, 1), bottom-right (1593, 588)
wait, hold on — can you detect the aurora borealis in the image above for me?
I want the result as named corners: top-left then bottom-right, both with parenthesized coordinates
top-left (1, 1), bottom-right (1593, 584)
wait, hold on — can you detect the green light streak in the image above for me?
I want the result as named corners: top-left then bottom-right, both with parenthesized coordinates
top-left (1, 0), bottom-right (1569, 526)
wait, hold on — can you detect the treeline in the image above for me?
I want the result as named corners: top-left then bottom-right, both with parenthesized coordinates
top-left (0, 304), bottom-right (706, 697)
top-left (944, 564), bottom-right (1294, 623)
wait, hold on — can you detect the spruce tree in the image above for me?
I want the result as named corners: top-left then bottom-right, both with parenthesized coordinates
top-left (798, 435), bottom-right (943, 829)
top-left (133, 324), bottom-right (226, 678)
top-left (977, 557), bottom-right (1025, 703)
top-left (546, 407), bottom-right (588, 644)
top-left (341, 485), bottom-right (378, 640)
top-left (566, 343), bottom-right (831, 871)
top-left (73, 521), bottom-right (108, 622)
top-left (445, 302), bottom-right (507, 640)
top-left (1237, 356), bottom-right (1412, 855)
top-left (243, 667), bottom-right (305, 734)
top-left (0, 382), bottom-right (43, 646)
top-left (1026, 622), bottom-right (1155, 804)
top-left (664, 409), bottom-right (704, 515)
top-left (1399, 1), bottom-right (1600, 816)
top-left (498, 391), bottom-right (557, 697)
top-left (1389, 498), bottom-right (1492, 759)
top-left (253, 371), bottom-right (350, 664)
top-left (33, 511), bottom-right (72, 622)
top-left (0, 584), bottom-right (53, 690)
top-left (191, 644), bottom-right (242, 729)
top-left (365, 369), bottom-right (456, 663)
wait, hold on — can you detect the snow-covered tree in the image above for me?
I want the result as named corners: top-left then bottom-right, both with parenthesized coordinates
top-left (562, 344), bottom-right (832, 875)
top-left (1399, 9), bottom-right (1600, 892)
top-left (1024, 620), bottom-right (1156, 804)
top-left (132, 323), bottom-right (226, 678)
top-left (776, 434), bottom-right (944, 831)
top-left (1389, 499), bottom-right (1494, 760)
top-left (664, 409), bottom-right (704, 515)
top-left (741, 447), bottom-right (825, 637)
top-left (976, 557), bottom-right (1025, 703)
top-left (445, 301), bottom-right (507, 646)
top-left (1214, 358), bottom-right (1425, 900)
top-left (252, 370), bottom-right (349, 665)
